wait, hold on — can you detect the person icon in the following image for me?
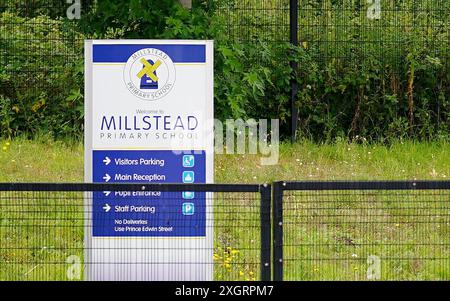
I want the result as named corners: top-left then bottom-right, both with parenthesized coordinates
top-left (184, 173), bottom-right (192, 182)
top-left (182, 171), bottom-right (195, 183)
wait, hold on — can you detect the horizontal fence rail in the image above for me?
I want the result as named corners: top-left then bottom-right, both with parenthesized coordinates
top-left (0, 183), bottom-right (271, 281)
top-left (273, 181), bottom-right (450, 281)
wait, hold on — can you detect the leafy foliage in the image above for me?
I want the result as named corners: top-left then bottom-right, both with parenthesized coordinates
top-left (0, 12), bottom-right (85, 138)
top-left (0, 0), bottom-right (448, 141)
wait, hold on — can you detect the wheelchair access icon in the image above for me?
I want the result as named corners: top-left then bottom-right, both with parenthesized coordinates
top-left (182, 155), bottom-right (195, 168)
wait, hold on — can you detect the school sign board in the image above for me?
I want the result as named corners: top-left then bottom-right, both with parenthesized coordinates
top-left (84, 40), bottom-right (214, 280)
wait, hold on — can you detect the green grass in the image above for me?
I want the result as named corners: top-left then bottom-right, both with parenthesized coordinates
top-left (282, 189), bottom-right (450, 280)
top-left (1, 137), bottom-right (449, 183)
top-left (0, 192), bottom-right (84, 281)
top-left (0, 137), bottom-right (449, 280)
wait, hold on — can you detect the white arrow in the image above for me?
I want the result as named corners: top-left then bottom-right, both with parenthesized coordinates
top-left (103, 191), bottom-right (111, 197)
top-left (103, 174), bottom-right (111, 182)
top-left (103, 157), bottom-right (111, 166)
top-left (103, 204), bottom-right (111, 212)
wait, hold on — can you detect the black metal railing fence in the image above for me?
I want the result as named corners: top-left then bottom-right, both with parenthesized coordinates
top-left (217, 0), bottom-right (449, 67)
top-left (1, 181), bottom-right (449, 281)
top-left (0, 183), bottom-right (271, 281)
top-left (216, 0), bottom-right (450, 140)
top-left (273, 181), bottom-right (450, 281)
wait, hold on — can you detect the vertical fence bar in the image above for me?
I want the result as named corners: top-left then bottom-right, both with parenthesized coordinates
top-left (272, 182), bottom-right (284, 281)
top-left (260, 183), bottom-right (272, 281)
top-left (289, 0), bottom-right (299, 142)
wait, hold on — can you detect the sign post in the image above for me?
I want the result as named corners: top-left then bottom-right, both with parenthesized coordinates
top-left (84, 40), bottom-right (214, 280)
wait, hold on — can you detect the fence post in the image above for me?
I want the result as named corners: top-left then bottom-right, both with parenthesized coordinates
top-left (272, 182), bottom-right (284, 281)
top-left (290, 0), bottom-right (299, 143)
top-left (179, 0), bottom-right (192, 9)
top-left (260, 183), bottom-right (272, 281)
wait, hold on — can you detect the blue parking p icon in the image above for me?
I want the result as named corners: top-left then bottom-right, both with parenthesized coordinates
top-left (182, 203), bottom-right (195, 216)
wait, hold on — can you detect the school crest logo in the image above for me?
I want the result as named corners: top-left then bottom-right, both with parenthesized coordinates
top-left (123, 48), bottom-right (176, 100)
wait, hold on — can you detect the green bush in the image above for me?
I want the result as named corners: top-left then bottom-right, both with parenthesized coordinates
top-left (214, 0), bottom-right (449, 141)
top-left (80, 0), bottom-right (212, 39)
top-left (0, 12), bottom-right (84, 138)
top-left (212, 40), bottom-right (449, 141)
top-left (1, 0), bottom-right (71, 19)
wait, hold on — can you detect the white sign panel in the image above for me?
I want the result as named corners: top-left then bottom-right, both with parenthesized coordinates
top-left (84, 40), bottom-right (214, 280)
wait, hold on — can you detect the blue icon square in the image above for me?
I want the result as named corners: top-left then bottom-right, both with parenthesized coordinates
top-left (182, 203), bottom-right (195, 216)
top-left (182, 191), bottom-right (195, 199)
top-left (182, 171), bottom-right (195, 183)
top-left (183, 155), bottom-right (195, 168)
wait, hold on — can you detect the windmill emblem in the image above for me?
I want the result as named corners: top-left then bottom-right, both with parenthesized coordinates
top-left (124, 48), bottom-right (176, 100)
top-left (137, 58), bottom-right (161, 90)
